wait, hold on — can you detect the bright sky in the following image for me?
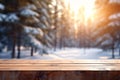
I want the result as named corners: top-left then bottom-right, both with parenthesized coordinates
top-left (63, 0), bottom-right (96, 38)
top-left (64, 0), bottom-right (96, 21)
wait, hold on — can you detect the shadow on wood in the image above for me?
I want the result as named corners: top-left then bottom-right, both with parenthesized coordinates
top-left (0, 71), bottom-right (120, 80)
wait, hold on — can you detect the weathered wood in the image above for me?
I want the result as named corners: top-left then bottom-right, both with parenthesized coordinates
top-left (0, 60), bottom-right (120, 70)
top-left (0, 71), bottom-right (120, 80)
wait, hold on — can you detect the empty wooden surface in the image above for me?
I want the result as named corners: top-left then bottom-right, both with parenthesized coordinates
top-left (0, 59), bottom-right (120, 70)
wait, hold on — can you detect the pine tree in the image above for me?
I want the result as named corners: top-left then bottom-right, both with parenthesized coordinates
top-left (0, 0), bottom-right (20, 58)
top-left (92, 1), bottom-right (120, 58)
top-left (0, 0), bottom-right (55, 58)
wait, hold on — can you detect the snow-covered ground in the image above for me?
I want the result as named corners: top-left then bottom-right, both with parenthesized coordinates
top-left (50, 48), bottom-right (120, 59)
top-left (0, 48), bottom-right (120, 59)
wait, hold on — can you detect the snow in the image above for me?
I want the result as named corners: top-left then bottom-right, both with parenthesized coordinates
top-left (109, 13), bottom-right (120, 20)
top-left (101, 40), bottom-right (112, 46)
top-left (41, 9), bottom-right (49, 18)
top-left (0, 3), bottom-right (5, 10)
top-left (0, 13), bottom-right (6, 22)
top-left (109, 0), bottom-right (120, 3)
top-left (24, 26), bottom-right (43, 36)
top-left (51, 48), bottom-right (109, 59)
top-left (108, 21), bottom-right (120, 26)
top-left (44, 35), bottom-right (53, 43)
top-left (0, 13), bottom-right (19, 22)
top-left (40, 16), bottom-right (47, 21)
top-left (20, 9), bottom-right (39, 17)
top-left (0, 48), bottom-right (120, 59)
top-left (5, 14), bottom-right (19, 22)
top-left (95, 34), bottom-right (113, 47)
top-left (0, 50), bottom-right (52, 59)
top-left (39, 23), bottom-right (47, 29)
top-left (29, 35), bottom-right (43, 48)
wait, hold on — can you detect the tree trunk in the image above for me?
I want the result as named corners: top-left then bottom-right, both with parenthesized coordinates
top-left (119, 41), bottom-right (120, 56)
top-left (7, 40), bottom-right (13, 51)
top-left (17, 37), bottom-right (21, 59)
top-left (54, 1), bottom-right (58, 51)
top-left (11, 38), bottom-right (16, 58)
top-left (31, 46), bottom-right (34, 56)
top-left (112, 44), bottom-right (115, 59)
top-left (119, 48), bottom-right (120, 56)
top-left (59, 36), bottom-right (63, 49)
top-left (54, 31), bottom-right (57, 51)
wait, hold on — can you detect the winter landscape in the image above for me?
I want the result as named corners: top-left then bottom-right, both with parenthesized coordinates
top-left (0, 0), bottom-right (120, 59)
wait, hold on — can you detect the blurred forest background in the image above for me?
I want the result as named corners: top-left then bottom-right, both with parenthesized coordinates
top-left (0, 0), bottom-right (120, 59)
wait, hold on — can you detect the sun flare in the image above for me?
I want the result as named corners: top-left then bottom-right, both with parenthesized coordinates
top-left (63, 0), bottom-right (96, 38)
top-left (64, 0), bottom-right (96, 21)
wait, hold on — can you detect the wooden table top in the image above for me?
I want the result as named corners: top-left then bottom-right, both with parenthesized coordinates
top-left (0, 59), bottom-right (120, 71)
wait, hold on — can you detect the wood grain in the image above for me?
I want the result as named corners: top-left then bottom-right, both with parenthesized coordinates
top-left (0, 59), bottom-right (120, 70)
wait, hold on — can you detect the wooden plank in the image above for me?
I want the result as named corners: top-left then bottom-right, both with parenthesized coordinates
top-left (0, 59), bottom-right (120, 63)
top-left (0, 71), bottom-right (120, 80)
top-left (0, 60), bottom-right (120, 70)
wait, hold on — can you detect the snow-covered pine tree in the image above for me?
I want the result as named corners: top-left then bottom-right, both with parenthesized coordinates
top-left (30, 0), bottom-right (54, 54)
top-left (92, 0), bottom-right (120, 58)
top-left (0, 0), bottom-right (21, 58)
top-left (18, 0), bottom-right (42, 57)
top-left (18, 0), bottom-right (55, 56)
top-left (0, 0), bottom-right (55, 58)
top-left (0, 3), bottom-right (6, 52)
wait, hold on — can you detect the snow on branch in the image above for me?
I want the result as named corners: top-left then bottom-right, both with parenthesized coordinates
top-left (95, 34), bottom-right (113, 46)
top-left (0, 13), bottom-right (19, 22)
top-left (0, 3), bottom-right (5, 10)
top-left (109, 13), bottom-right (120, 19)
top-left (41, 8), bottom-right (49, 18)
top-left (109, 0), bottom-right (120, 3)
top-left (108, 21), bottom-right (120, 26)
top-left (29, 35), bottom-right (43, 48)
top-left (5, 14), bottom-right (19, 22)
top-left (0, 13), bottom-right (6, 22)
top-left (44, 34), bottom-right (53, 43)
top-left (101, 39), bottom-right (112, 46)
top-left (38, 23), bottom-right (47, 29)
top-left (20, 9), bottom-right (39, 17)
top-left (24, 26), bottom-right (43, 36)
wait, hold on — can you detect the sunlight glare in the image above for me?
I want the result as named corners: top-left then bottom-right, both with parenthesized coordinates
top-left (63, 0), bottom-right (96, 38)
top-left (65, 0), bottom-right (96, 21)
